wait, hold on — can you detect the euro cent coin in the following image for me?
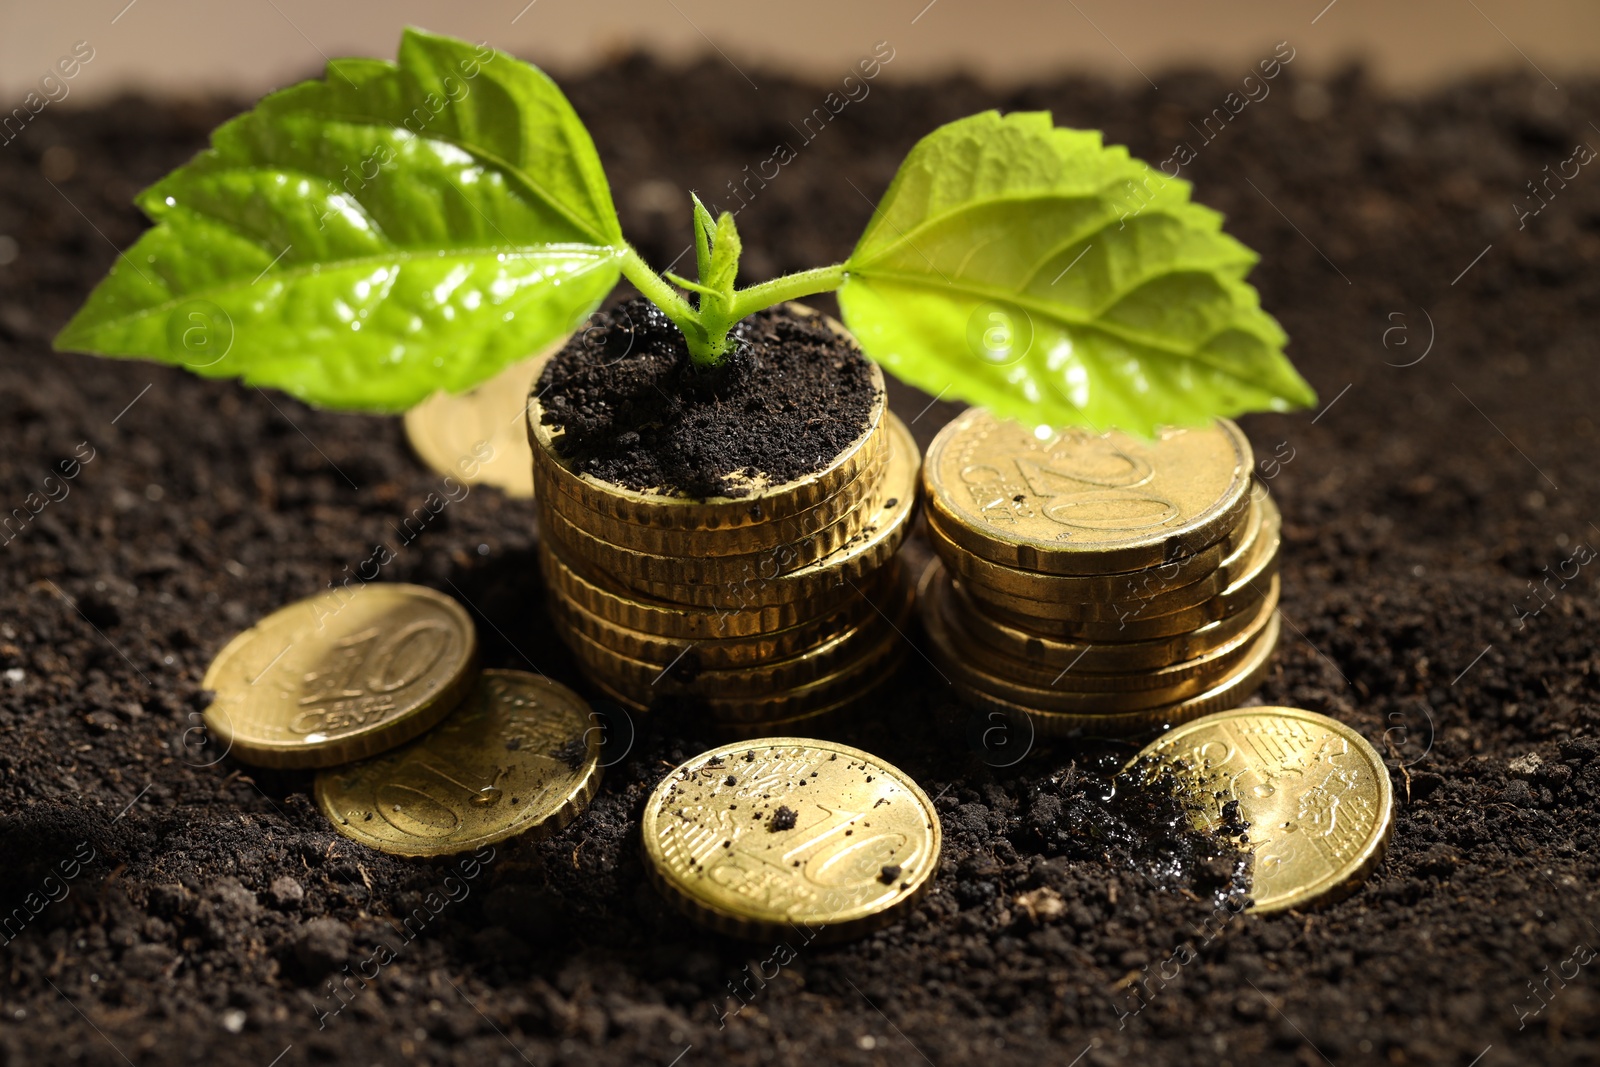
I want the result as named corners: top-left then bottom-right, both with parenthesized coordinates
top-left (923, 409), bottom-right (1253, 575)
top-left (641, 738), bottom-right (941, 942)
top-left (315, 670), bottom-right (602, 857)
top-left (1127, 707), bottom-right (1394, 913)
top-left (404, 345), bottom-right (563, 499)
top-left (202, 583), bottom-right (477, 769)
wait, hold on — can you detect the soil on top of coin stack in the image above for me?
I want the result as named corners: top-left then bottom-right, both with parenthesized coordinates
top-left (535, 297), bottom-right (879, 499)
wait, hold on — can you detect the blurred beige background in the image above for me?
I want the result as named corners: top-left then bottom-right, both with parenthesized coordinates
top-left (2, 0), bottom-right (1596, 102)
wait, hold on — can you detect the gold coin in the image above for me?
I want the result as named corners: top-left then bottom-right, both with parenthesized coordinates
top-left (1126, 707), bottom-right (1394, 913)
top-left (530, 306), bottom-right (886, 531)
top-left (950, 612), bottom-right (1280, 739)
top-left (928, 511), bottom-right (1225, 601)
top-left (315, 670), bottom-right (601, 857)
top-left (539, 438), bottom-right (896, 586)
top-left (641, 738), bottom-right (940, 942)
top-left (923, 409), bottom-right (1253, 575)
top-left (548, 565), bottom-right (890, 670)
top-left (624, 415), bottom-right (919, 609)
top-left (202, 584), bottom-right (477, 769)
top-left (587, 627), bottom-right (907, 725)
top-left (953, 489), bottom-right (1280, 630)
top-left (926, 585), bottom-right (1279, 712)
top-left (538, 539), bottom-right (873, 640)
top-left (928, 565), bottom-right (1280, 693)
top-left (574, 578), bottom-right (913, 722)
top-left (927, 557), bottom-right (1281, 673)
top-left (558, 566), bottom-right (913, 699)
top-left (972, 499), bottom-right (1279, 640)
top-left (538, 419), bottom-right (893, 558)
top-left (538, 415), bottom-right (906, 588)
top-left (405, 346), bottom-right (562, 499)
top-left (926, 480), bottom-right (1264, 610)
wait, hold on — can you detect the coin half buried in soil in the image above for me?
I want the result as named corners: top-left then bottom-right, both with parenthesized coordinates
top-left (202, 583), bottom-right (477, 769)
top-left (316, 670), bottom-right (602, 857)
top-left (1126, 707), bottom-right (1394, 913)
top-left (641, 738), bottom-right (941, 942)
top-left (404, 344), bottom-right (563, 499)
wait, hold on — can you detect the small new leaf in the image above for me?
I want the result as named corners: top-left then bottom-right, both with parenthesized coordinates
top-left (54, 28), bottom-right (624, 411)
top-left (692, 193), bottom-right (716, 286)
top-left (838, 110), bottom-right (1317, 435)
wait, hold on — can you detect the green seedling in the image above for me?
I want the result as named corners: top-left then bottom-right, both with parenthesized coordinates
top-left (57, 28), bottom-right (1315, 435)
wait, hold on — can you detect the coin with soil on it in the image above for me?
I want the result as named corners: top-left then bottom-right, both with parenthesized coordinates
top-left (1125, 706), bottom-right (1395, 913)
top-left (316, 670), bottom-right (602, 857)
top-left (641, 738), bottom-right (940, 942)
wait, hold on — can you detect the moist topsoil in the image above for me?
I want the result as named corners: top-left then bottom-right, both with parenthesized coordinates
top-left (2, 53), bottom-right (1599, 1067)
top-left (537, 299), bottom-right (878, 499)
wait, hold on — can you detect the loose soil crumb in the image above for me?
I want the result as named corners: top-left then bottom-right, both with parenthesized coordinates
top-left (536, 297), bottom-right (879, 498)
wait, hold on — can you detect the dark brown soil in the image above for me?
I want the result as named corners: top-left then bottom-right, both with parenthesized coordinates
top-left (3, 49), bottom-right (1600, 1067)
top-left (537, 298), bottom-right (878, 498)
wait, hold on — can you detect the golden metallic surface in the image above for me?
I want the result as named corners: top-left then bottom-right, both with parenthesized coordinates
top-left (547, 572), bottom-right (882, 670)
top-left (558, 567), bottom-right (913, 698)
top-left (202, 584), bottom-right (477, 769)
top-left (927, 511), bottom-right (1226, 601)
top-left (641, 738), bottom-right (940, 942)
top-left (575, 582), bottom-right (912, 722)
top-left (529, 307), bottom-right (887, 532)
top-left (973, 503), bottom-right (1278, 640)
top-left (537, 538), bottom-right (874, 640)
top-left (539, 438), bottom-right (898, 585)
top-left (1127, 707), bottom-right (1394, 914)
top-left (621, 415), bottom-right (918, 609)
top-left (923, 409), bottom-right (1253, 576)
top-left (405, 347), bottom-right (560, 499)
top-left (540, 422), bottom-right (892, 558)
top-left (930, 570), bottom-right (1280, 693)
top-left (950, 614), bottom-right (1280, 739)
top-left (315, 671), bottom-right (601, 857)
top-left (927, 482), bottom-right (1265, 612)
top-left (926, 558), bottom-right (1281, 673)
top-left (926, 585), bottom-right (1280, 712)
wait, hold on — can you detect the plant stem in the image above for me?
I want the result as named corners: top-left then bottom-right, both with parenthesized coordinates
top-left (729, 263), bottom-right (849, 321)
top-left (617, 244), bottom-right (851, 366)
top-left (618, 244), bottom-right (696, 323)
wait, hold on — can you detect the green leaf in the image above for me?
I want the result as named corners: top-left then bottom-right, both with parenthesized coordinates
top-left (705, 210), bottom-right (741, 297)
top-left (691, 193), bottom-right (716, 286)
top-left (838, 110), bottom-right (1316, 435)
top-left (54, 27), bottom-right (623, 411)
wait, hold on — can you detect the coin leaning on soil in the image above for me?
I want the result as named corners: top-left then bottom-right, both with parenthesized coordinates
top-left (1126, 707), bottom-right (1395, 913)
top-left (405, 345), bottom-right (565, 499)
top-left (202, 583), bottom-right (478, 769)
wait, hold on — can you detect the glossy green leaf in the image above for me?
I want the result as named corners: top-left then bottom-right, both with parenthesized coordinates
top-left (54, 28), bottom-right (623, 411)
top-left (838, 110), bottom-right (1316, 435)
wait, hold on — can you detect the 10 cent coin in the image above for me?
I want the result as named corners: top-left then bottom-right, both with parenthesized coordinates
top-left (642, 738), bottom-right (941, 942)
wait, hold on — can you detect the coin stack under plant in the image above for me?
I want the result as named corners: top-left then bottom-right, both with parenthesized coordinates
top-left (917, 408), bottom-right (1281, 738)
top-left (531, 366), bottom-right (920, 737)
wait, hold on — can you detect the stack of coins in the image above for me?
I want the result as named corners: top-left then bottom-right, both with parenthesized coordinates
top-left (918, 408), bottom-right (1282, 738)
top-left (531, 362), bottom-right (920, 737)
top-left (201, 584), bottom-right (604, 857)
